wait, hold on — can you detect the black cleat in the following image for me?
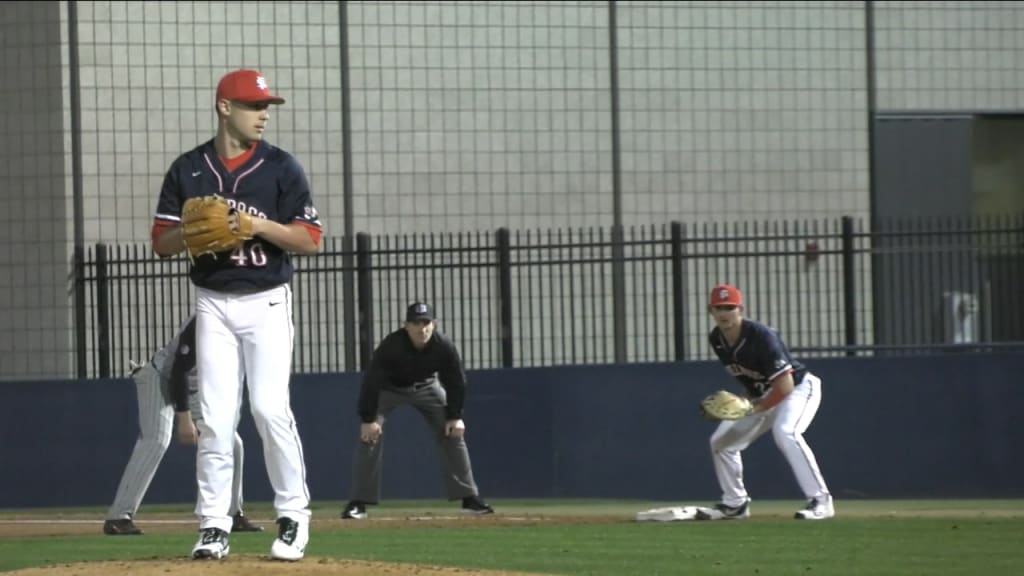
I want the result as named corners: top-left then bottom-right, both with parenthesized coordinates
top-left (341, 500), bottom-right (367, 520)
top-left (461, 495), bottom-right (495, 515)
top-left (231, 512), bottom-right (264, 532)
top-left (696, 499), bottom-right (751, 520)
top-left (103, 518), bottom-right (143, 535)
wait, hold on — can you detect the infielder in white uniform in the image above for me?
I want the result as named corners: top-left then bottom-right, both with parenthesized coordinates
top-left (699, 284), bottom-right (834, 521)
top-left (152, 69), bottom-right (323, 561)
top-left (104, 315), bottom-right (262, 535)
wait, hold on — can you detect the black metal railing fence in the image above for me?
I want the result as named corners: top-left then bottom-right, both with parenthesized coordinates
top-left (75, 214), bottom-right (1024, 378)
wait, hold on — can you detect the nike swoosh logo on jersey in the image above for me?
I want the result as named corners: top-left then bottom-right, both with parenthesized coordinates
top-left (269, 301), bottom-right (283, 307)
top-left (192, 171), bottom-right (202, 177)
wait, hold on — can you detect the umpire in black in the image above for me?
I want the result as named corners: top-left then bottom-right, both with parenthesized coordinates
top-left (341, 302), bottom-right (494, 519)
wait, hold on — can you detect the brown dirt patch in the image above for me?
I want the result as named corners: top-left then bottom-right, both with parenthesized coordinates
top-left (6, 556), bottom-right (542, 576)
top-left (0, 512), bottom-right (627, 538)
top-left (0, 513), bottom-right (614, 576)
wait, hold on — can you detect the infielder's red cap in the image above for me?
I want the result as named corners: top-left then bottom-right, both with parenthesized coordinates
top-left (710, 284), bottom-right (743, 307)
top-left (216, 69), bottom-right (286, 105)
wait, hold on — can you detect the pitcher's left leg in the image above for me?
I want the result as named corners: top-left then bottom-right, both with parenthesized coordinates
top-left (229, 432), bottom-right (245, 517)
top-left (241, 286), bottom-right (310, 559)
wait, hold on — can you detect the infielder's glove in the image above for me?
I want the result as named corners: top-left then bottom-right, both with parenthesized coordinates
top-left (700, 390), bottom-right (754, 421)
top-left (180, 195), bottom-right (254, 257)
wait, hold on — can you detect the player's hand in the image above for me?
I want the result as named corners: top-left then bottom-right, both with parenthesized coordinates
top-left (176, 412), bottom-right (198, 446)
top-left (445, 419), bottom-right (466, 439)
top-left (360, 422), bottom-right (382, 445)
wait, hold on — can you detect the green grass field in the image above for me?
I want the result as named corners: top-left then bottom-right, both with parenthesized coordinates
top-left (1, 499), bottom-right (1022, 575)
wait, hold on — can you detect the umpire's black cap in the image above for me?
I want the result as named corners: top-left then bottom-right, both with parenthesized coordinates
top-left (406, 302), bottom-right (434, 322)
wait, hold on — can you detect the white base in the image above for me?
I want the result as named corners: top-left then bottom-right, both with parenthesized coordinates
top-left (635, 506), bottom-right (703, 522)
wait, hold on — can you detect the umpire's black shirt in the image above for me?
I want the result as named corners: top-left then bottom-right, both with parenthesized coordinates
top-left (357, 328), bottom-right (468, 423)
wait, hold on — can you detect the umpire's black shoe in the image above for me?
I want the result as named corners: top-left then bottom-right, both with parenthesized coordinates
top-left (341, 500), bottom-right (367, 520)
top-left (461, 496), bottom-right (494, 515)
top-left (231, 512), bottom-right (265, 532)
top-left (103, 518), bottom-right (143, 535)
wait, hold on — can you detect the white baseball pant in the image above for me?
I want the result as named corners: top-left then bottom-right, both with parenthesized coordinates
top-left (194, 284), bottom-right (311, 533)
top-left (709, 372), bottom-right (830, 507)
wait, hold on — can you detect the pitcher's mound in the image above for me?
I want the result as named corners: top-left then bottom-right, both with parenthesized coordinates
top-left (7, 556), bottom-right (541, 575)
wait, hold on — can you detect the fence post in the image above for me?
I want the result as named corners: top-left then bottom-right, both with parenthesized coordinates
top-left (671, 221), bottom-right (686, 361)
top-left (842, 216), bottom-right (857, 356)
top-left (73, 245), bottom-right (87, 378)
top-left (341, 235), bottom-right (357, 372)
top-left (496, 228), bottom-right (513, 367)
top-left (95, 243), bottom-right (110, 378)
top-left (356, 232), bottom-right (373, 370)
top-left (611, 225), bottom-right (627, 363)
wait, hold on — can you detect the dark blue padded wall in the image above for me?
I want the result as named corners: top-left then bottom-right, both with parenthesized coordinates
top-left (1, 352), bottom-right (1020, 509)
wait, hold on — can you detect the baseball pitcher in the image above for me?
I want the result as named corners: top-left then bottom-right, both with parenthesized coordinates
top-left (152, 69), bottom-right (322, 561)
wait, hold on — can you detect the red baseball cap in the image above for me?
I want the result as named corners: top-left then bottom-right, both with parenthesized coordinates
top-left (709, 284), bottom-right (743, 307)
top-left (215, 69), bottom-right (285, 105)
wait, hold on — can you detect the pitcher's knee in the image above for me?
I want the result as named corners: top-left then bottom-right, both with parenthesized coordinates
top-left (249, 404), bottom-right (290, 431)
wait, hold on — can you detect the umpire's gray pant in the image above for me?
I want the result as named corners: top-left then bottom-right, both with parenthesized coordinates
top-left (350, 382), bottom-right (480, 504)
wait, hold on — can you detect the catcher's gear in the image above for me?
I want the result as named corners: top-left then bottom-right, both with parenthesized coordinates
top-left (181, 195), bottom-right (254, 257)
top-left (700, 390), bottom-right (754, 421)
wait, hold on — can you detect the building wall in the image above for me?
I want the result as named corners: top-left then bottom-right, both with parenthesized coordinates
top-left (3, 1), bottom-right (1024, 379)
top-left (0, 1), bottom-right (71, 378)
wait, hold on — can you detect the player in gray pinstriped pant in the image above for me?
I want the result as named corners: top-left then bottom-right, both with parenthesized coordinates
top-left (103, 315), bottom-right (262, 535)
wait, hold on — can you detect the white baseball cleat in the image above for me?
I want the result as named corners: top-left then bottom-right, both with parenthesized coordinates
top-left (191, 528), bottom-right (230, 560)
top-left (270, 517), bottom-right (309, 561)
top-left (794, 496), bottom-right (835, 520)
top-left (695, 499), bottom-right (751, 520)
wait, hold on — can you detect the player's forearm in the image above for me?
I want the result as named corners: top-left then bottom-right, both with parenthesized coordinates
top-left (153, 225), bottom-right (186, 257)
top-left (252, 220), bottom-right (321, 255)
top-left (755, 373), bottom-right (795, 412)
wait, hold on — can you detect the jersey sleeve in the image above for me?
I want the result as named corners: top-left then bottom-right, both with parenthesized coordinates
top-left (279, 154), bottom-right (323, 230)
top-left (153, 158), bottom-right (186, 225)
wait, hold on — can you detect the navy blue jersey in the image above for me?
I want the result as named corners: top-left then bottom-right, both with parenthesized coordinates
top-left (154, 139), bottom-right (323, 292)
top-left (708, 319), bottom-right (807, 399)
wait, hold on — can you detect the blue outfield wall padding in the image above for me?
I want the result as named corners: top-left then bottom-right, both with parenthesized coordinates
top-left (1, 352), bottom-right (1022, 509)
